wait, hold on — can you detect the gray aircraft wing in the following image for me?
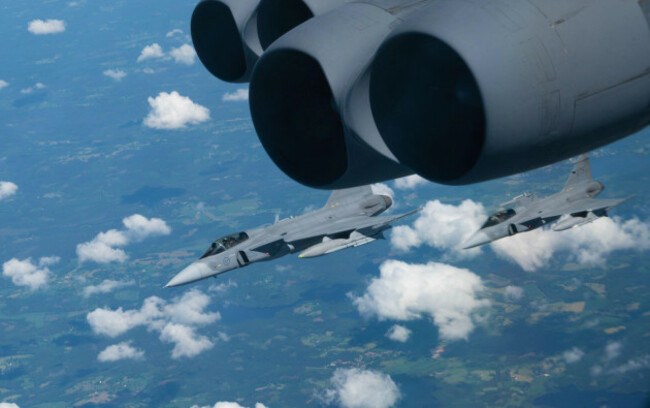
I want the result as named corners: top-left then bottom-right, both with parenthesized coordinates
top-left (520, 196), bottom-right (632, 224)
top-left (286, 208), bottom-right (421, 243)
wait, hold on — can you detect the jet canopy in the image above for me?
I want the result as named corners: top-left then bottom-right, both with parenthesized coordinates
top-left (481, 209), bottom-right (516, 229)
top-left (200, 232), bottom-right (249, 259)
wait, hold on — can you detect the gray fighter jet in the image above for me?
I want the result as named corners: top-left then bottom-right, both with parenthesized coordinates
top-left (463, 154), bottom-right (632, 249)
top-left (165, 186), bottom-right (419, 287)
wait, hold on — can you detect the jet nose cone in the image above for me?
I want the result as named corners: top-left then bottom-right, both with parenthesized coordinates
top-left (462, 231), bottom-right (491, 250)
top-left (165, 262), bottom-right (213, 288)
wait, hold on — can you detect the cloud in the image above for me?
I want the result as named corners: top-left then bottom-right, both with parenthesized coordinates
top-left (504, 285), bottom-right (524, 301)
top-left (390, 199), bottom-right (485, 259)
top-left (28, 19), bottom-right (66, 35)
top-left (137, 43), bottom-right (165, 62)
top-left (166, 29), bottom-right (184, 38)
top-left (491, 217), bottom-right (650, 271)
top-left (103, 69), bottom-right (126, 81)
top-left (324, 368), bottom-right (400, 408)
top-left (222, 89), bottom-right (249, 102)
top-left (20, 82), bottom-right (45, 94)
top-left (605, 341), bottom-right (622, 361)
top-left (370, 183), bottom-right (394, 201)
top-left (0, 403), bottom-right (20, 408)
top-left (608, 355), bottom-right (650, 374)
top-left (393, 175), bottom-right (428, 190)
top-left (0, 80), bottom-right (8, 91)
top-left (98, 341), bottom-right (144, 362)
top-left (144, 91), bottom-right (210, 130)
top-left (170, 44), bottom-right (196, 65)
top-left (353, 260), bottom-right (489, 341)
top-left (87, 289), bottom-right (220, 359)
top-left (385, 325), bottom-right (411, 343)
top-left (0, 182), bottom-right (18, 201)
top-left (83, 279), bottom-right (135, 298)
top-left (76, 214), bottom-right (171, 263)
top-left (191, 403), bottom-right (268, 408)
top-left (563, 347), bottom-right (585, 364)
top-left (2, 257), bottom-right (59, 291)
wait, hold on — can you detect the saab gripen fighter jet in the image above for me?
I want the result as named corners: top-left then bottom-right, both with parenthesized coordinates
top-left (165, 186), bottom-right (419, 287)
top-left (463, 154), bottom-right (632, 249)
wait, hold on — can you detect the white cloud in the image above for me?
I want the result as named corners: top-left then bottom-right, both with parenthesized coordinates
top-left (209, 280), bottom-right (237, 293)
top-left (222, 89), bottom-right (249, 102)
top-left (137, 43), bottom-right (165, 62)
top-left (20, 82), bottom-right (45, 94)
top-left (76, 214), bottom-right (171, 263)
top-left (393, 175), bottom-right (427, 190)
top-left (87, 289), bottom-right (220, 359)
top-left (166, 29), bottom-right (184, 38)
top-left (0, 80), bottom-right (8, 91)
top-left (324, 368), bottom-right (400, 408)
top-left (170, 44), bottom-right (196, 65)
top-left (491, 217), bottom-right (650, 271)
top-left (0, 403), bottom-right (20, 408)
top-left (83, 279), bottom-right (135, 298)
top-left (28, 19), bottom-right (66, 35)
top-left (98, 341), bottom-right (144, 362)
top-left (0, 182), bottom-right (18, 201)
top-left (563, 347), bottom-right (585, 364)
top-left (144, 91), bottom-right (210, 130)
top-left (504, 285), bottom-right (524, 301)
top-left (605, 341), bottom-right (622, 361)
top-left (2, 257), bottom-right (59, 291)
top-left (353, 260), bottom-right (489, 341)
top-left (385, 325), bottom-right (411, 343)
top-left (608, 355), bottom-right (650, 374)
top-left (390, 199), bottom-right (485, 259)
top-left (191, 403), bottom-right (268, 408)
top-left (103, 69), bottom-right (127, 81)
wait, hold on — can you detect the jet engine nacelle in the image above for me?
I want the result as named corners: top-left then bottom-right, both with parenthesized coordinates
top-left (192, 0), bottom-right (650, 188)
top-left (370, 0), bottom-right (650, 184)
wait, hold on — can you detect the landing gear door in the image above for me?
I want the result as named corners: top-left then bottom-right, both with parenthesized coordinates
top-left (236, 251), bottom-right (250, 267)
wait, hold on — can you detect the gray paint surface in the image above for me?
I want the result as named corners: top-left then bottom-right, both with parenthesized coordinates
top-left (463, 154), bottom-right (632, 249)
top-left (165, 186), bottom-right (419, 287)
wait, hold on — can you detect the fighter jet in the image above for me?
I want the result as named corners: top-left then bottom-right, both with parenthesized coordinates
top-left (463, 154), bottom-right (632, 249)
top-left (165, 186), bottom-right (419, 287)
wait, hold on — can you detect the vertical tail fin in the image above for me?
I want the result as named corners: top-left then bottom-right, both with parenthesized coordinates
top-left (325, 186), bottom-right (373, 208)
top-left (563, 154), bottom-right (592, 190)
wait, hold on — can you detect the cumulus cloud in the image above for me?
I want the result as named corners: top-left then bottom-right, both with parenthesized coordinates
top-left (605, 341), bottom-right (623, 361)
top-left (98, 341), bottom-right (144, 362)
top-left (87, 289), bottom-right (220, 359)
top-left (0, 80), bottom-right (8, 91)
top-left (170, 44), bottom-right (196, 65)
top-left (393, 175), bottom-right (428, 190)
top-left (0, 403), bottom-right (20, 408)
top-left (144, 91), bottom-right (210, 130)
top-left (222, 89), bottom-right (249, 102)
top-left (563, 347), bottom-right (585, 364)
top-left (28, 19), bottom-right (66, 35)
top-left (370, 183), bottom-right (394, 201)
top-left (166, 29), bottom-right (184, 38)
top-left (324, 368), bottom-right (400, 408)
top-left (103, 69), bottom-right (126, 81)
top-left (20, 82), bottom-right (45, 94)
top-left (2, 257), bottom-right (59, 291)
top-left (385, 325), bottom-right (411, 343)
top-left (390, 199), bottom-right (485, 259)
top-left (191, 403), bottom-right (268, 408)
top-left (608, 355), bottom-right (650, 374)
top-left (504, 285), bottom-right (524, 301)
top-left (0, 182), bottom-right (18, 201)
top-left (491, 217), bottom-right (650, 271)
top-left (76, 214), bottom-right (171, 263)
top-left (353, 260), bottom-right (489, 341)
top-left (137, 43), bottom-right (165, 62)
top-left (83, 279), bottom-right (135, 298)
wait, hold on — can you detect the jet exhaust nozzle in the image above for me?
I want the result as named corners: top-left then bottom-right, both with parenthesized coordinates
top-left (369, 0), bottom-right (650, 185)
top-left (191, 0), bottom-right (263, 83)
top-left (250, 2), bottom-right (412, 189)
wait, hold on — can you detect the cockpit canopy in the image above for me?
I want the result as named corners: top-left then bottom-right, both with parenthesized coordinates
top-left (200, 232), bottom-right (249, 259)
top-left (481, 209), bottom-right (516, 229)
